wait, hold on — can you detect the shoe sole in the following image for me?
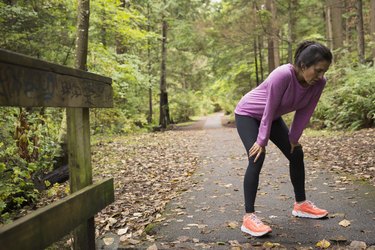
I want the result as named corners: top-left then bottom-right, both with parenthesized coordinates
top-left (292, 210), bottom-right (328, 219)
top-left (241, 225), bottom-right (272, 237)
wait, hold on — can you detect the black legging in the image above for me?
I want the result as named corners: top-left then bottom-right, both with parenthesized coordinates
top-left (235, 114), bottom-right (306, 213)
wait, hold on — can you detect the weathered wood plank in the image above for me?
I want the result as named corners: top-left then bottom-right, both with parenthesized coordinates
top-left (0, 62), bottom-right (113, 108)
top-left (0, 178), bottom-right (114, 250)
top-left (0, 49), bottom-right (111, 84)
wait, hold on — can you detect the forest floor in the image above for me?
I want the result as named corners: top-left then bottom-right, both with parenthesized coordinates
top-left (94, 113), bottom-right (374, 250)
top-left (7, 113), bottom-right (374, 249)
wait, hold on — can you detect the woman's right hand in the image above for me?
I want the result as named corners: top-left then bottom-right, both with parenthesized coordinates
top-left (249, 142), bottom-right (265, 163)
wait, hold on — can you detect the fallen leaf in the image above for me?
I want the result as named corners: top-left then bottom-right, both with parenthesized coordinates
top-left (147, 244), bottom-right (158, 250)
top-left (187, 223), bottom-right (199, 227)
top-left (119, 235), bottom-right (129, 242)
top-left (339, 219), bottom-right (351, 227)
top-left (350, 240), bottom-right (367, 249)
top-left (103, 237), bottom-right (114, 246)
top-left (227, 221), bottom-right (239, 229)
top-left (117, 227), bottom-right (129, 236)
top-left (177, 236), bottom-right (190, 242)
top-left (316, 239), bottom-right (331, 249)
top-left (229, 240), bottom-right (241, 247)
top-left (263, 242), bottom-right (280, 248)
top-left (108, 217), bottom-right (117, 225)
top-left (127, 239), bottom-right (141, 245)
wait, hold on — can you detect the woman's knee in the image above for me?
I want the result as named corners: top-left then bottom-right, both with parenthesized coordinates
top-left (290, 146), bottom-right (304, 161)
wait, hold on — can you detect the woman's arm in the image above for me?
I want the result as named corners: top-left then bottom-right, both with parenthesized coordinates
top-left (289, 82), bottom-right (326, 144)
top-left (256, 71), bottom-right (290, 147)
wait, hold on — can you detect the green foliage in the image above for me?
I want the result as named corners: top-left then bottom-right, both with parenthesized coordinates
top-left (209, 79), bottom-right (243, 115)
top-left (169, 90), bottom-right (214, 123)
top-left (312, 64), bottom-right (375, 130)
top-left (0, 108), bottom-right (61, 223)
top-left (0, 0), bottom-right (77, 64)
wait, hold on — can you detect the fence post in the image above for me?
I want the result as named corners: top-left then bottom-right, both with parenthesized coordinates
top-left (67, 107), bottom-right (95, 249)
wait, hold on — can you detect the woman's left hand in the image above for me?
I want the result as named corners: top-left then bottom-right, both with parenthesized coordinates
top-left (249, 142), bottom-right (265, 163)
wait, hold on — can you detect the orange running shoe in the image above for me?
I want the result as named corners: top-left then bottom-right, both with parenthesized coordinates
top-left (241, 213), bottom-right (272, 237)
top-left (292, 200), bottom-right (328, 219)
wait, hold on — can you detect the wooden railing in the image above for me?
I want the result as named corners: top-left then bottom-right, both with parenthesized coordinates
top-left (0, 49), bottom-right (115, 249)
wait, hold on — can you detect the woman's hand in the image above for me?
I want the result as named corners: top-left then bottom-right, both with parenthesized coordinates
top-left (249, 142), bottom-right (265, 163)
top-left (290, 142), bottom-right (302, 154)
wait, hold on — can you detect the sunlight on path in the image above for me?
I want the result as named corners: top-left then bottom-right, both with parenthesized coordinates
top-left (203, 112), bottom-right (224, 129)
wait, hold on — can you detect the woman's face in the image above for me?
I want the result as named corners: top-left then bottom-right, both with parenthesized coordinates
top-left (302, 60), bottom-right (331, 86)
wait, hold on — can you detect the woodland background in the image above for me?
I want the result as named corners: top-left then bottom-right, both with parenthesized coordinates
top-left (0, 0), bottom-right (374, 225)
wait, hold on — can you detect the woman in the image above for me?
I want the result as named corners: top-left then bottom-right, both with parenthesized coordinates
top-left (235, 41), bottom-right (332, 237)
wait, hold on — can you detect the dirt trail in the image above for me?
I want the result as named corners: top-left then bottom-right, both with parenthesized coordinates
top-left (96, 113), bottom-right (375, 249)
top-left (144, 113), bottom-right (375, 249)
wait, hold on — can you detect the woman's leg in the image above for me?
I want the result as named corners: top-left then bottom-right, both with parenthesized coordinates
top-left (235, 114), bottom-right (266, 213)
top-left (269, 118), bottom-right (306, 202)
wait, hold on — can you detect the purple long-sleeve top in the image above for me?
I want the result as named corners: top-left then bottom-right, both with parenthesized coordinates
top-left (235, 63), bottom-right (326, 147)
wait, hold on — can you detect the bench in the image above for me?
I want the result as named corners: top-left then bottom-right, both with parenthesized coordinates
top-left (0, 48), bottom-right (115, 249)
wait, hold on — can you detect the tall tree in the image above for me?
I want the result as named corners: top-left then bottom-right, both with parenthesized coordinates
top-left (253, 37), bottom-right (260, 86)
top-left (147, 2), bottom-right (153, 124)
top-left (326, 0), bottom-right (344, 50)
top-left (287, 0), bottom-right (297, 63)
top-left (356, 0), bottom-right (365, 63)
top-left (159, 5), bottom-right (171, 128)
top-left (266, 0), bottom-right (276, 72)
top-left (371, 0), bottom-right (375, 61)
top-left (271, 0), bottom-right (279, 68)
top-left (258, 35), bottom-right (264, 82)
top-left (116, 0), bottom-right (128, 55)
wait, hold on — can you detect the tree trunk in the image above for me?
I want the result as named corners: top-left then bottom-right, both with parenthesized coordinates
top-left (266, 0), bottom-right (276, 72)
top-left (326, 0), bottom-right (343, 50)
top-left (344, 0), bottom-right (350, 48)
top-left (258, 36), bottom-right (264, 82)
top-left (100, 2), bottom-right (107, 48)
top-left (75, 0), bottom-right (89, 72)
top-left (371, 0), bottom-right (375, 62)
top-left (70, 0), bottom-right (95, 249)
top-left (287, 0), bottom-right (297, 63)
top-left (116, 0), bottom-right (127, 54)
top-left (356, 0), bottom-right (365, 64)
top-left (159, 17), bottom-right (170, 128)
top-left (271, 0), bottom-right (280, 68)
top-left (326, 0), bottom-right (333, 50)
top-left (147, 2), bottom-right (153, 124)
top-left (253, 37), bottom-right (259, 86)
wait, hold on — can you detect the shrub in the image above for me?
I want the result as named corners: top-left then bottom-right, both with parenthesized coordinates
top-left (169, 90), bottom-right (214, 123)
top-left (312, 64), bottom-right (375, 130)
top-left (0, 108), bottom-right (61, 223)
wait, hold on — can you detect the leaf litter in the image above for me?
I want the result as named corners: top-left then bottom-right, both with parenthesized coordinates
top-left (301, 128), bottom-right (375, 186)
top-left (10, 126), bottom-right (374, 248)
top-left (91, 130), bottom-right (204, 243)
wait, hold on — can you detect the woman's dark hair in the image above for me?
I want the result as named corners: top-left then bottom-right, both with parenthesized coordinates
top-left (294, 41), bottom-right (332, 69)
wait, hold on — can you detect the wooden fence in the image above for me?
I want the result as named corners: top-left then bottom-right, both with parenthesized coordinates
top-left (0, 49), bottom-right (115, 249)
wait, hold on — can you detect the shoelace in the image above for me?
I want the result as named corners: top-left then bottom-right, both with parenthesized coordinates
top-left (305, 200), bottom-right (318, 208)
top-left (248, 214), bottom-right (264, 226)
